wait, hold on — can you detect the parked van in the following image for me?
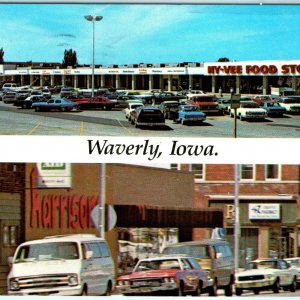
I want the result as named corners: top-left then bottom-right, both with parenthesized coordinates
top-left (162, 239), bottom-right (234, 296)
top-left (7, 234), bottom-right (115, 296)
top-left (2, 83), bottom-right (18, 90)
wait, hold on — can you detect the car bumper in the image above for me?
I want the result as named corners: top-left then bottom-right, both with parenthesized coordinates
top-left (235, 279), bottom-right (274, 289)
top-left (136, 122), bottom-right (165, 126)
top-left (244, 115), bottom-right (266, 119)
top-left (117, 282), bottom-right (178, 295)
top-left (8, 285), bottom-right (83, 296)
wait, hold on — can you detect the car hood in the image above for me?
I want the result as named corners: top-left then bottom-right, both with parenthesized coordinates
top-left (9, 260), bottom-right (79, 278)
top-left (236, 268), bottom-right (277, 277)
top-left (118, 269), bottom-right (179, 280)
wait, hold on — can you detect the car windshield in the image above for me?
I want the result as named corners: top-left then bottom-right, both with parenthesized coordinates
top-left (163, 245), bottom-right (210, 259)
top-left (266, 102), bottom-right (280, 107)
top-left (241, 102), bottom-right (259, 108)
top-left (246, 261), bottom-right (276, 270)
top-left (182, 106), bottom-right (199, 111)
top-left (15, 242), bottom-right (79, 262)
top-left (135, 259), bottom-right (181, 271)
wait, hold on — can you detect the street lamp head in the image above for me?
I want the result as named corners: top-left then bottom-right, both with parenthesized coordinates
top-left (95, 16), bottom-right (103, 21)
top-left (84, 15), bottom-right (103, 22)
top-left (84, 15), bottom-right (94, 21)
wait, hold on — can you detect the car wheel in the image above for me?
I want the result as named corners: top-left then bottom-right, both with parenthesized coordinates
top-left (22, 103), bottom-right (27, 109)
top-left (272, 278), bottom-right (280, 293)
top-left (254, 289), bottom-right (260, 295)
top-left (224, 282), bottom-right (233, 296)
top-left (103, 283), bottom-right (112, 296)
top-left (181, 119), bottom-right (185, 125)
top-left (177, 282), bottom-right (185, 296)
top-left (235, 288), bottom-right (243, 296)
top-left (61, 107), bottom-right (66, 112)
top-left (81, 286), bottom-right (88, 296)
top-left (290, 277), bottom-right (297, 292)
top-left (193, 281), bottom-right (202, 296)
top-left (35, 107), bottom-right (40, 112)
top-left (209, 280), bottom-right (218, 296)
top-left (230, 113), bottom-right (234, 118)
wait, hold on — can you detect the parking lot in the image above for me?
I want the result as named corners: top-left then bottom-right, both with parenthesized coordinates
top-left (0, 101), bottom-right (299, 137)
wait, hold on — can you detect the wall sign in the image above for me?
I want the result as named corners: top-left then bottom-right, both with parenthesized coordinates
top-left (249, 203), bottom-right (280, 220)
top-left (36, 163), bottom-right (71, 188)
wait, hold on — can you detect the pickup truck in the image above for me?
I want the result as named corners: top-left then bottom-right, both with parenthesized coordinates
top-left (186, 95), bottom-right (220, 114)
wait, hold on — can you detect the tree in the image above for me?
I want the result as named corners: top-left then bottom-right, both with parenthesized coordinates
top-left (62, 49), bottom-right (78, 67)
top-left (0, 48), bottom-right (4, 63)
top-left (218, 57), bottom-right (230, 62)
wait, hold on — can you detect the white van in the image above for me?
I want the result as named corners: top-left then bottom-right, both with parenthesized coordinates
top-left (7, 234), bottom-right (115, 296)
top-left (2, 83), bottom-right (18, 90)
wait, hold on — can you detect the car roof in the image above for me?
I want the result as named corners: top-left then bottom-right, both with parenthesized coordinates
top-left (164, 239), bottom-right (228, 247)
top-left (138, 254), bottom-right (192, 261)
top-left (18, 234), bottom-right (105, 246)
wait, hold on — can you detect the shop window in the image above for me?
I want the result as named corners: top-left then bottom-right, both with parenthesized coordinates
top-left (170, 164), bottom-right (179, 170)
top-left (189, 164), bottom-right (204, 180)
top-left (240, 164), bottom-right (254, 180)
top-left (265, 164), bottom-right (280, 180)
top-left (2, 225), bottom-right (18, 247)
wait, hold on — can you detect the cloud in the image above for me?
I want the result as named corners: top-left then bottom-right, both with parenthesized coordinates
top-left (55, 33), bottom-right (76, 38)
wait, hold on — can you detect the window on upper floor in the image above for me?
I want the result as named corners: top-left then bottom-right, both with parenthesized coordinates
top-left (170, 164), bottom-right (179, 170)
top-left (189, 164), bottom-right (204, 180)
top-left (265, 164), bottom-right (280, 180)
top-left (240, 164), bottom-right (254, 180)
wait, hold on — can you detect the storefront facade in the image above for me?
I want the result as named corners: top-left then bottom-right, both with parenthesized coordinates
top-left (2, 60), bottom-right (300, 94)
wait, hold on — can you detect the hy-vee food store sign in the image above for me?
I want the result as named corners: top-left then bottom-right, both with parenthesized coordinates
top-left (204, 61), bottom-right (300, 76)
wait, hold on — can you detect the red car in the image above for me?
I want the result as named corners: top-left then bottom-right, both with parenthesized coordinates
top-left (68, 95), bottom-right (115, 110)
top-left (116, 255), bottom-right (212, 296)
top-left (252, 95), bottom-right (273, 104)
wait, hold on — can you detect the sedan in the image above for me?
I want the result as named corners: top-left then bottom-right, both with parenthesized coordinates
top-left (284, 257), bottom-right (300, 286)
top-left (117, 255), bottom-right (212, 296)
top-left (123, 101), bottom-right (144, 121)
top-left (259, 101), bottom-right (287, 116)
top-left (235, 258), bottom-right (298, 296)
top-left (32, 97), bottom-right (79, 112)
top-left (175, 104), bottom-right (206, 125)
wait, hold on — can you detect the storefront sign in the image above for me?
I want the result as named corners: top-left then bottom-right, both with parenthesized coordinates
top-left (36, 163), bottom-right (71, 188)
top-left (249, 204), bottom-right (280, 220)
top-left (205, 61), bottom-right (300, 76)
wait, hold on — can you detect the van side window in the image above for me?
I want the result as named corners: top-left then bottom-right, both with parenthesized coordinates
top-left (99, 242), bottom-right (110, 257)
top-left (88, 242), bottom-right (102, 258)
top-left (215, 245), bottom-right (231, 258)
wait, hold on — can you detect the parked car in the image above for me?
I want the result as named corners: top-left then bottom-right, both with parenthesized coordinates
top-left (259, 101), bottom-right (287, 116)
top-left (124, 101), bottom-right (144, 120)
top-left (217, 98), bottom-right (231, 114)
top-left (235, 258), bottom-right (298, 296)
top-left (32, 97), bottom-right (79, 112)
top-left (116, 254), bottom-right (212, 296)
top-left (71, 96), bottom-right (115, 110)
top-left (2, 91), bottom-right (18, 104)
top-left (162, 239), bottom-right (235, 296)
top-left (159, 101), bottom-right (180, 119)
top-left (7, 234), bottom-right (115, 296)
top-left (130, 106), bottom-right (165, 128)
top-left (186, 95), bottom-right (220, 114)
top-left (153, 92), bottom-right (184, 104)
top-left (252, 95), bottom-right (273, 104)
top-left (60, 87), bottom-right (77, 98)
top-left (278, 97), bottom-right (300, 114)
top-left (284, 257), bottom-right (300, 286)
top-left (174, 104), bottom-right (206, 125)
top-left (14, 95), bottom-right (47, 109)
top-left (230, 101), bottom-right (267, 120)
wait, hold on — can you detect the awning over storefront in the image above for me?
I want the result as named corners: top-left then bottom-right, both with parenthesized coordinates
top-left (113, 205), bottom-right (223, 228)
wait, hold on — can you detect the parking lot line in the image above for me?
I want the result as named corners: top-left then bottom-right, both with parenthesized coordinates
top-left (27, 122), bottom-right (42, 135)
top-left (117, 119), bottom-right (134, 135)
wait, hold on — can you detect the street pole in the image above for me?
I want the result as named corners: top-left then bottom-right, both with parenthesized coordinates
top-left (100, 163), bottom-right (106, 238)
top-left (234, 164), bottom-right (240, 272)
top-left (84, 15), bottom-right (103, 98)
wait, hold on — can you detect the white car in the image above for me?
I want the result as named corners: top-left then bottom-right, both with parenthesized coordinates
top-left (278, 97), bottom-right (300, 113)
top-left (284, 257), bottom-right (300, 286)
top-left (235, 258), bottom-right (298, 296)
top-left (124, 101), bottom-right (144, 121)
top-left (230, 101), bottom-right (267, 120)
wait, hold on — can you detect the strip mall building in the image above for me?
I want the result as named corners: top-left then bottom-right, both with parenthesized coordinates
top-left (1, 60), bottom-right (300, 94)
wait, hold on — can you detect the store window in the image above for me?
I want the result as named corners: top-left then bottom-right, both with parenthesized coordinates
top-left (189, 164), bottom-right (204, 180)
top-left (240, 164), bottom-right (254, 180)
top-left (2, 225), bottom-right (18, 247)
top-left (170, 164), bottom-right (179, 170)
top-left (265, 164), bottom-right (280, 180)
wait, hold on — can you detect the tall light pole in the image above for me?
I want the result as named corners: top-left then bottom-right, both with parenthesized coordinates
top-left (234, 164), bottom-right (240, 272)
top-left (84, 15), bottom-right (103, 98)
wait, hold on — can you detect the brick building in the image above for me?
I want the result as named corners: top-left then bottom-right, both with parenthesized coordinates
top-left (173, 164), bottom-right (300, 264)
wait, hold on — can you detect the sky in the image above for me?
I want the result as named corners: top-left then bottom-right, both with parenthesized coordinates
top-left (1, 4), bottom-right (300, 66)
